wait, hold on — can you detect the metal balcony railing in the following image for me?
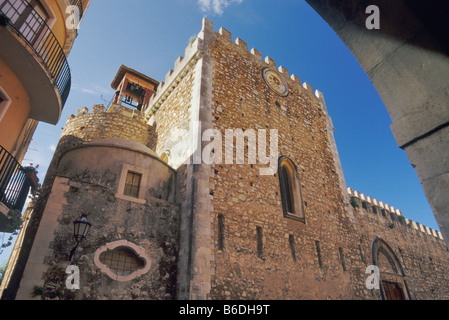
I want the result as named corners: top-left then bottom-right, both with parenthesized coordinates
top-left (0, 146), bottom-right (26, 212)
top-left (0, 0), bottom-right (72, 109)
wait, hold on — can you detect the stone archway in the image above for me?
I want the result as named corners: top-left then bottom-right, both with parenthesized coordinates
top-left (372, 237), bottom-right (410, 300)
top-left (305, 0), bottom-right (449, 247)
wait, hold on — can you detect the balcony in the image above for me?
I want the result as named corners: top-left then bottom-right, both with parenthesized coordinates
top-left (0, 0), bottom-right (71, 125)
top-left (0, 145), bottom-right (38, 232)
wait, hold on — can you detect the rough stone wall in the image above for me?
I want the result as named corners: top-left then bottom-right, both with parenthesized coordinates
top-left (144, 21), bottom-right (218, 300)
top-left (42, 176), bottom-right (179, 300)
top-left (16, 139), bottom-right (180, 300)
top-left (8, 17), bottom-right (449, 301)
top-left (144, 56), bottom-right (199, 300)
top-left (206, 26), bottom-right (362, 300)
top-left (6, 105), bottom-right (155, 300)
top-left (147, 71), bottom-right (195, 159)
top-left (348, 189), bottom-right (449, 300)
top-left (62, 104), bottom-right (151, 146)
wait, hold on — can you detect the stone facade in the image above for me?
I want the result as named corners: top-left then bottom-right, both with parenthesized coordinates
top-left (62, 104), bottom-right (151, 146)
top-left (30, 139), bottom-right (179, 300)
top-left (206, 23), bottom-right (359, 300)
top-left (305, 0), bottom-right (449, 249)
top-left (348, 188), bottom-right (449, 300)
top-left (4, 18), bottom-right (449, 301)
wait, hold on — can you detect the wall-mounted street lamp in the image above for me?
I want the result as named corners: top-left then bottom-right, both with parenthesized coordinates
top-left (69, 214), bottom-right (91, 261)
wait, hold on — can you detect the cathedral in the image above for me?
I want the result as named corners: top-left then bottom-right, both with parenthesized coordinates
top-left (2, 18), bottom-right (449, 300)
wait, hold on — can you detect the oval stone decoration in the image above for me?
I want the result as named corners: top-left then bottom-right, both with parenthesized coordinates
top-left (262, 68), bottom-right (289, 97)
top-left (94, 240), bottom-right (152, 282)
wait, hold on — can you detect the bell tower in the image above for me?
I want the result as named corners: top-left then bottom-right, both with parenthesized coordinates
top-left (111, 65), bottom-right (159, 111)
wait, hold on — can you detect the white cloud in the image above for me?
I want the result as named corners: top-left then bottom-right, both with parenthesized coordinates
top-left (80, 88), bottom-right (97, 95)
top-left (72, 83), bottom-right (111, 96)
top-left (198, 0), bottom-right (243, 15)
top-left (49, 145), bottom-right (56, 152)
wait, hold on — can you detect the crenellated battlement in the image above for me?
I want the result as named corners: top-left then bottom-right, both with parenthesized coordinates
top-left (213, 20), bottom-right (322, 101)
top-left (145, 29), bottom-right (204, 117)
top-left (348, 187), bottom-right (444, 241)
top-left (62, 103), bottom-right (151, 147)
top-left (216, 24), bottom-right (311, 90)
top-left (146, 18), bottom-right (324, 118)
top-left (69, 103), bottom-right (147, 121)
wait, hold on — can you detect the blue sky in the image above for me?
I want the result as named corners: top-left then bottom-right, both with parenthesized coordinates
top-left (4, 0), bottom-right (438, 266)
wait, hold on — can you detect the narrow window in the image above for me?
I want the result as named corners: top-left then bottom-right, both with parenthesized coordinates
top-left (398, 247), bottom-right (407, 270)
top-left (359, 245), bottom-right (366, 263)
top-left (124, 171), bottom-right (142, 198)
top-left (372, 206), bottom-right (377, 214)
top-left (278, 157), bottom-right (305, 221)
top-left (315, 241), bottom-right (323, 268)
top-left (289, 235), bottom-right (297, 262)
top-left (217, 214), bottom-right (225, 251)
top-left (362, 201), bottom-right (367, 209)
top-left (256, 227), bottom-right (263, 258)
top-left (281, 165), bottom-right (295, 213)
top-left (339, 247), bottom-right (347, 271)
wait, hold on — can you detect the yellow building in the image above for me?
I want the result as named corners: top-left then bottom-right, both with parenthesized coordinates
top-left (0, 0), bottom-right (90, 230)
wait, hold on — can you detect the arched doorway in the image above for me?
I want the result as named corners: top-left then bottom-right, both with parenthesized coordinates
top-left (372, 237), bottom-right (410, 300)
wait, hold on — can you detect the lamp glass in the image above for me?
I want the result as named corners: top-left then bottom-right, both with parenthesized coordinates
top-left (73, 215), bottom-right (91, 242)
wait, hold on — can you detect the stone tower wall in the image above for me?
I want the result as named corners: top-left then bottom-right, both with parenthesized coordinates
top-left (7, 17), bottom-right (449, 301)
top-left (144, 19), bottom-right (218, 300)
top-left (206, 22), bottom-right (362, 300)
top-left (62, 104), bottom-right (151, 146)
top-left (15, 141), bottom-right (180, 300)
top-left (143, 18), bottom-right (366, 300)
top-left (152, 18), bottom-right (449, 300)
top-left (6, 104), bottom-right (154, 300)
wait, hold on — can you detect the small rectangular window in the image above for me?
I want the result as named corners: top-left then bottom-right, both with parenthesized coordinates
top-left (124, 171), bottom-right (142, 198)
top-left (359, 245), bottom-right (366, 263)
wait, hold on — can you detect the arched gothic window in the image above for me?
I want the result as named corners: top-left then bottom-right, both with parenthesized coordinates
top-left (278, 156), bottom-right (305, 221)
